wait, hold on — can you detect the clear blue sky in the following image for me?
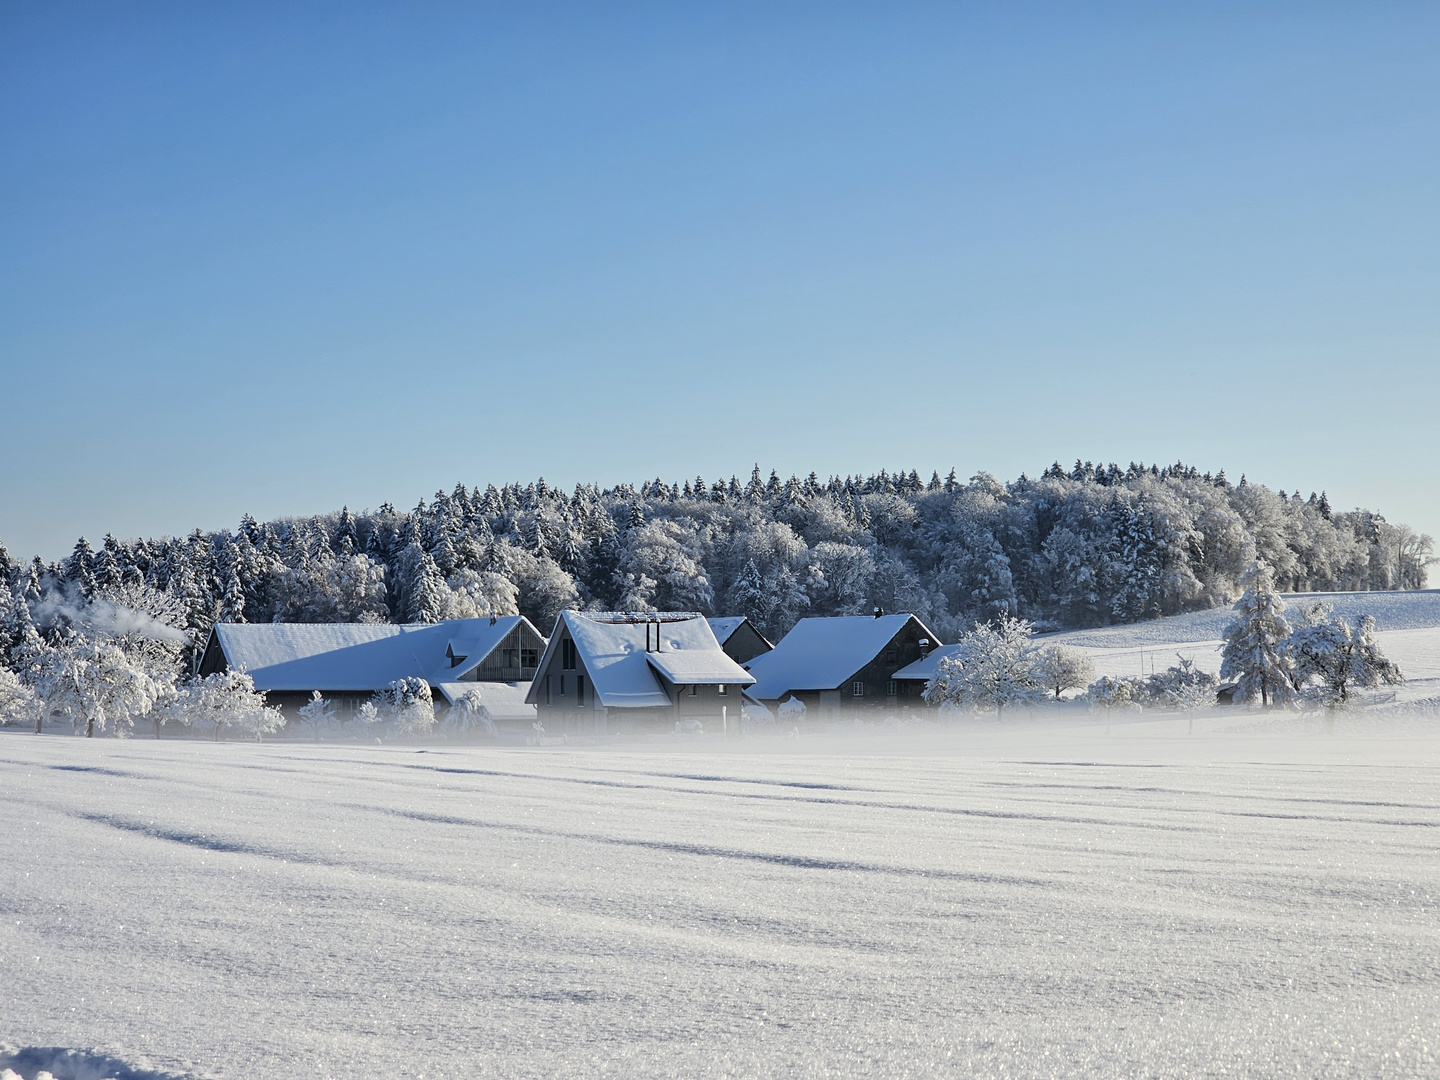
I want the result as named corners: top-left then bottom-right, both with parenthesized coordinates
top-left (2, 2), bottom-right (1437, 562)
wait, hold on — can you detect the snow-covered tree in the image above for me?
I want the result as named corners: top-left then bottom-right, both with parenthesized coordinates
top-left (1034, 645), bottom-right (1094, 701)
top-left (397, 545), bottom-right (448, 624)
top-left (298, 690), bottom-right (334, 740)
top-left (1145, 657), bottom-right (1219, 712)
top-left (0, 667), bottom-right (39, 728)
top-left (924, 616), bottom-right (1044, 720)
top-left (356, 700), bottom-right (381, 729)
top-left (1085, 675), bottom-right (1145, 716)
top-left (441, 568), bottom-right (519, 620)
top-left (1220, 561), bottom-right (1296, 709)
top-left (446, 687), bottom-right (495, 737)
top-left (33, 637), bottom-right (164, 737)
top-left (1285, 604), bottom-right (1404, 710)
top-left (376, 677), bottom-right (436, 736)
top-left (163, 670), bottom-right (284, 741)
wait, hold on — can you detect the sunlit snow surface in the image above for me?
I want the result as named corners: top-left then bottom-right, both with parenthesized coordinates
top-left (2, 721), bottom-right (1438, 1078)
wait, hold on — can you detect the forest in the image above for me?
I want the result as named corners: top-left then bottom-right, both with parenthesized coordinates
top-left (1, 462), bottom-right (1433, 678)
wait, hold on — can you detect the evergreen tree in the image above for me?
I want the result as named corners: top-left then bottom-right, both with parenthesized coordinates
top-left (402, 548), bottom-right (448, 624)
top-left (66, 537), bottom-right (98, 598)
top-left (1220, 561), bottom-right (1296, 708)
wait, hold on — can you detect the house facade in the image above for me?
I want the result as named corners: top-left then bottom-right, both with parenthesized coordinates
top-left (742, 613), bottom-right (940, 720)
top-left (526, 611), bottom-right (755, 736)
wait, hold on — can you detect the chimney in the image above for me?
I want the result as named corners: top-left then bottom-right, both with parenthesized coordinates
top-left (873, 606), bottom-right (883, 619)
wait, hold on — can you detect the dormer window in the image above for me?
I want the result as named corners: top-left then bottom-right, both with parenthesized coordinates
top-left (446, 644), bottom-right (467, 669)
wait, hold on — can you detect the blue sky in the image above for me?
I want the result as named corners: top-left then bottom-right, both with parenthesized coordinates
top-left (2, 2), bottom-right (1437, 562)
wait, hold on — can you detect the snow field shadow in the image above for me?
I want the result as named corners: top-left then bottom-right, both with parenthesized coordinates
top-left (0, 1044), bottom-right (200, 1080)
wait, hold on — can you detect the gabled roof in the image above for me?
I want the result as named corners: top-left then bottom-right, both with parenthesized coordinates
top-left (207, 617), bottom-right (543, 694)
top-left (890, 644), bottom-right (963, 684)
top-left (525, 611), bottom-right (755, 708)
top-left (743, 614), bottom-right (938, 701)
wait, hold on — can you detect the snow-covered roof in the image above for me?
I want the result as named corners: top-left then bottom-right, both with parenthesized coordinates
top-left (435, 681), bottom-right (537, 722)
top-left (526, 611), bottom-right (755, 709)
top-left (706, 617), bottom-right (747, 645)
top-left (647, 649), bottom-right (751, 685)
top-left (209, 618), bottom-right (539, 694)
top-left (743, 614), bottom-right (937, 701)
top-left (890, 645), bottom-right (963, 683)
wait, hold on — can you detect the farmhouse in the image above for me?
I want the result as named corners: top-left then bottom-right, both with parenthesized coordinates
top-left (706, 616), bottom-right (775, 664)
top-left (743, 613), bottom-right (940, 720)
top-left (197, 616), bottom-right (547, 726)
top-left (526, 611), bottom-right (755, 735)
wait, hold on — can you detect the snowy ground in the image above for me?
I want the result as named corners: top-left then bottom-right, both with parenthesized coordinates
top-left (2, 721), bottom-right (1439, 1079)
top-left (1047, 589), bottom-right (1440, 705)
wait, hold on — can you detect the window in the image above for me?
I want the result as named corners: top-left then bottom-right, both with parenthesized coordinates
top-left (560, 674), bottom-right (566, 697)
top-left (576, 676), bottom-right (585, 707)
top-left (521, 647), bottom-right (538, 668)
top-left (562, 638), bottom-right (577, 670)
top-left (852, 681), bottom-right (864, 697)
top-left (884, 647), bottom-right (896, 664)
top-left (887, 680), bottom-right (897, 697)
top-left (545, 676), bottom-right (552, 705)
top-left (690, 685), bottom-right (698, 696)
top-left (717, 684), bottom-right (727, 696)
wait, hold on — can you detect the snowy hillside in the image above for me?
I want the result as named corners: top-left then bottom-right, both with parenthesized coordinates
top-left (3, 729), bottom-right (1439, 1079)
top-left (1047, 588), bottom-right (1440, 704)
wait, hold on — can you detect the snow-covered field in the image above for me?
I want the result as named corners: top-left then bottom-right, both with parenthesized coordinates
top-left (1047, 589), bottom-right (1440, 705)
top-left (3, 721), bottom-right (1438, 1079)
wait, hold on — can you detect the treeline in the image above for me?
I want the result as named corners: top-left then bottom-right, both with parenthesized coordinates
top-left (0, 462), bottom-right (1433, 677)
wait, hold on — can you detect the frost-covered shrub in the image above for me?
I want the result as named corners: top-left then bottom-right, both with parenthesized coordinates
top-left (741, 703), bottom-right (775, 731)
top-left (777, 696), bottom-right (807, 721)
top-left (297, 690), bottom-right (334, 740)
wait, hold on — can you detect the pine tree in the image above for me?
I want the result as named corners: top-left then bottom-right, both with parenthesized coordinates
top-left (403, 548), bottom-right (448, 624)
top-left (67, 537), bottom-right (98, 598)
top-left (1220, 561), bottom-right (1296, 708)
top-left (214, 537), bottom-right (248, 624)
